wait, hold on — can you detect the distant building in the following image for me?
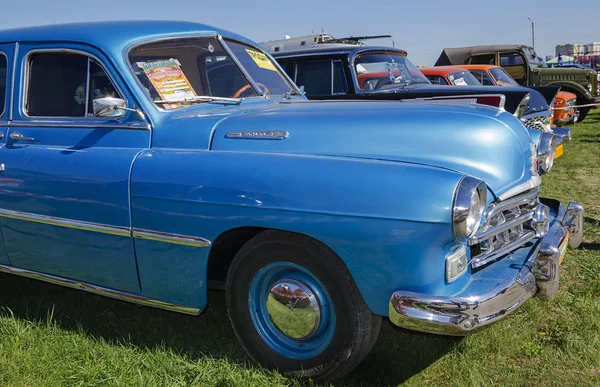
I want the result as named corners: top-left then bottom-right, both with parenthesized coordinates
top-left (586, 42), bottom-right (600, 55)
top-left (555, 43), bottom-right (585, 56)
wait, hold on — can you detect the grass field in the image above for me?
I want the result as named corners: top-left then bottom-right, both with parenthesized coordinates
top-left (1, 110), bottom-right (599, 386)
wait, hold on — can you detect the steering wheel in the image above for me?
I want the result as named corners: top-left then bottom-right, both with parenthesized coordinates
top-left (232, 82), bottom-right (270, 98)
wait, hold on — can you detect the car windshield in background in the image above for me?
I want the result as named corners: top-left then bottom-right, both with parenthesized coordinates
top-left (128, 37), bottom-right (294, 108)
top-left (354, 52), bottom-right (430, 91)
top-left (448, 71), bottom-right (480, 86)
top-left (523, 47), bottom-right (546, 67)
top-left (490, 68), bottom-right (519, 86)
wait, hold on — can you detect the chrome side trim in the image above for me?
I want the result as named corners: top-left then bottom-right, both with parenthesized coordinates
top-left (0, 264), bottom-right (202, 315)
top-left (9, 42), bottom-right (18, 121)
top-left (0, 208), bottom-right (211, 247)
top-left (498, 176), bottom-right (541, 201)
top-left (9, 122), bottom-right (150, 130)
top-left (133, 229), bottom-right (211, 248)
top-left (0, 208), bottom-right (130, 237)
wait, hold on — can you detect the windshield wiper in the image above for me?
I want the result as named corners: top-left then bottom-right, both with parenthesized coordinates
top-left (154, 96), bottom-right (242, 105)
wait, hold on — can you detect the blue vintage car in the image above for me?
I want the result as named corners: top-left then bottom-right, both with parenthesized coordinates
top-left (0, 21), bottom-right (585, 380)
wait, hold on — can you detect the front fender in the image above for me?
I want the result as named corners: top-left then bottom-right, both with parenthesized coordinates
top-left (545, 81), bottom-right (592, 100)
top-left (129, 150), bottom-right (466, 315)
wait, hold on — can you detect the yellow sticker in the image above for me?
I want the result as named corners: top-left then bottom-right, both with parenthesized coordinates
top-left (245, 49), bottom-right (277, 71)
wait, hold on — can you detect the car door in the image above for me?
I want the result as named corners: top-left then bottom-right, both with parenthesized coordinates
top-left (499, 52), bottom-right (528, 85)
top-left (0, 44), bottom-right (13, 266)
top-left (0, 44), bottom-right (150, 294)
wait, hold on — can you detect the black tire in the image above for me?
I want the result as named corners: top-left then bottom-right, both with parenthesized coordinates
top-left (577, 106), bottom-right (591, 122)
top-left (226, 230), bottom-right (381, 381)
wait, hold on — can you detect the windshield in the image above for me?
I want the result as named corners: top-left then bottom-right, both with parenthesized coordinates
top-left (523, 47), bottom-right (546, 67)
top-left (448, 71), bottom-right (480, 86)
top-left (489, 68), bottom-right (519, 86)
top-left (354, 52), bottom-right (430, 91)
top-left (129, 37), bottom-right (295, 108)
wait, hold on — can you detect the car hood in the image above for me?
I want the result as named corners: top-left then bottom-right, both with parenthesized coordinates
top-left (311, 84), bottom-right (548, 116)
top-left (209, 100), bottom-right (534, 198)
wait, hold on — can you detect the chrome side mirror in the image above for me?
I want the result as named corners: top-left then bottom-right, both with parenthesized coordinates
top-left (92, 97), bottom-right (146, 121)
top-left (93, 97), bottom-right (127, 117)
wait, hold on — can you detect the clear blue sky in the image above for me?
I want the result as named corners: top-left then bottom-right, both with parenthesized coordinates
top-left (1, 0), bottom-right (598, 65)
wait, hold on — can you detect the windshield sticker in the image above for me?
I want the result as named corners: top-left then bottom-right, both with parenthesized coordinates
top-left (245, 49), bottom-right (277, 71)
top-left (137, 59), bottom-right (197, 108)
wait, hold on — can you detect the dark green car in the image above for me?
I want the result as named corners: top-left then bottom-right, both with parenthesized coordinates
top-left (436, 45), bottom-right (600, 121)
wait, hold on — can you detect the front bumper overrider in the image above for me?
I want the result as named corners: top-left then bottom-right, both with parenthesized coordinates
top-left (388, 200), bottom-right (584, 336)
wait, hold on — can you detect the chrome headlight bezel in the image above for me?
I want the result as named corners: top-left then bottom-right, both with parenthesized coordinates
top-left (452, 176), bottom-right (487, 242)
top-left (537, 132), bottom-right (557, 173)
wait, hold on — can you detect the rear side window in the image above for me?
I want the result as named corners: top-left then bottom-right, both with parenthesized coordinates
top-left (295, 59), bottom-right (348, 96)
top-left (27, 52), bottom-right (120, 117)
top-left (470, 54), bottom-right (495, 65)
top-left (0, 54), bottom-right (7, 117)
top-left (425, 75), bottom-right (449, 85)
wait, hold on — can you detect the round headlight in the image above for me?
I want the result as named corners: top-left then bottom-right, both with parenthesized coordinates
top-left (537, 132), bottom-right (557, 173)
top-left (453, 176), bottom-right (487, 242)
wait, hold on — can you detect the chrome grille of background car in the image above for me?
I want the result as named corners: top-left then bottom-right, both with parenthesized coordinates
top-left (564, 99), bottom-right (575, 114)
top-left (521, 112), bottom-right (552, 131)
top-left (469, 188), bottom-right (540, 268)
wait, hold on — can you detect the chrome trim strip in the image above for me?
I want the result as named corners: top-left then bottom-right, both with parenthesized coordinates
top-left (0, 209), bottom-right (211, 247)
top-left (0, 51), bottom-right (7, 119)
top-left (0, 264), bottom-right (202, 315)
top-left (9, 122), bottom-right (150, 130)
top-left (132, 228), bottom-right (211, 248)
top-left (0, 208), bottom-right (130, 237)
top-left (9, 42), bottom-right (18, 121)
top-left (498, 176), bottom-right (541, 201)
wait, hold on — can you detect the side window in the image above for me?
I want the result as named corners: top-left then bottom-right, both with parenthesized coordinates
top-left (295, 60), bottom-right (333, 96)
top-left (469, 54), bottom-right (495, 65)
top-left (332, 60), bottom-right (348, 94)
top-left (0, 54), bottom-right (6, 117)
top-left (469, 70), bottom-right (494, 85)
top-left (27, 52), bottom-right (120, 117)
top-left (425, 75), bottom-right (449, 85)
top-left (499, 53), bottom-right (525, 66)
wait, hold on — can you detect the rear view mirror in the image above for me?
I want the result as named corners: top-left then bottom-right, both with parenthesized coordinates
top-left (93, 97), bottom-right (127, 117)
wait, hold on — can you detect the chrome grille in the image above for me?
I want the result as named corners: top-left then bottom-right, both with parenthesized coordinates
top-left (521, 112), bottom-right (552, 131)
top-left (469, 188), bottom-right (540, 268)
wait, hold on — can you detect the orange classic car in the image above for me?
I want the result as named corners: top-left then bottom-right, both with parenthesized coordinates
top-left (455, 65), bottom-right (579, 125)
top-left (419, 66), bottom-right (482, 86)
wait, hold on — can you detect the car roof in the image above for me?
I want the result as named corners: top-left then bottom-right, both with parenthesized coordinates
top-left (454, 64), bottom-right (502, 71)
top-left (435, 45), bottom-right (527, 66)
top-left (271, 45), bottom-right (408, 58)
top-left (0, 20), bottom-right (257, 55)
top-left (420, 66), bottom-right (472, 76)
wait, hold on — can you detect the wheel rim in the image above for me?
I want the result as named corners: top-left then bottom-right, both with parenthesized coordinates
top-left (248, 261), bottom-right (336, 360)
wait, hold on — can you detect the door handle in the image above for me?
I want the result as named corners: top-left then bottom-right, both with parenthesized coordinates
top-left (9, 132), bottom-right (35, 142)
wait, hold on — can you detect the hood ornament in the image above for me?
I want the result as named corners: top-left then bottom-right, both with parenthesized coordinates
top-left (225, 130), bottom-right (289, 140)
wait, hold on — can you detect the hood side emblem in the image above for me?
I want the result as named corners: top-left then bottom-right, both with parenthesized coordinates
top-left (225, 130), bottom-right (289, 140)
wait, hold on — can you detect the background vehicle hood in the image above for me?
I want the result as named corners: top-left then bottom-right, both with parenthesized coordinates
top-left (209, 100), bottom-right (534, 197)
top-left (311, 84), bottom-right (549, 116)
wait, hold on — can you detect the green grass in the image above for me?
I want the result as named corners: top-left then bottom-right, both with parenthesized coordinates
top-left (1, 110), bottom-right (599, 386)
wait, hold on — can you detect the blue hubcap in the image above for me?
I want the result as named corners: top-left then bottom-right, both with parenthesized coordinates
top-left (248, 262), bottom-right (336, 360)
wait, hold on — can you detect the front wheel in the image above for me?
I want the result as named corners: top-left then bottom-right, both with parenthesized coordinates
top-left (226, 230), bottom-right (381, 381)
top-left (576, 106), bottom-right (591, 122)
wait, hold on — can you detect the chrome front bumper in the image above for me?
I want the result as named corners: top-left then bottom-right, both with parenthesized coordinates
top-left (388, 200), bottom-right (584, 336)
